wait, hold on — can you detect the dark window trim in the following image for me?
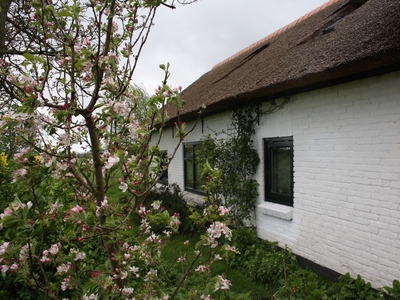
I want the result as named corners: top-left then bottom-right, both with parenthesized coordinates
top-left (265, 137), bottom-right (294, 207)
top-left (158, 150), bottom-right (169, 185)
top-left (183, 142), bottom-right (206, 195)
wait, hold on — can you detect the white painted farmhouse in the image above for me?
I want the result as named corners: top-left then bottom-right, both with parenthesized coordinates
top-left (153, 0), bottom-right (400, 288)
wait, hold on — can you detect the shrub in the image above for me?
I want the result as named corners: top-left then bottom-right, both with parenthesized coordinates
top-left (382, 279), bottom-right (400, 299)
top-left (235, 237), bottom-right (297, 286)
top-left (328, 273), bottom-right (381, 300)
top-left (143, 183), bottom-right (200, 234)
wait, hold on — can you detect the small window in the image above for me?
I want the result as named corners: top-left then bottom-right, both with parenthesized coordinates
top-left (158, 151), bottom-right (169, 185)
top-left (184, 142), bottom-right (204, 194)
top-left (265, 137), bottom-right (294, 206)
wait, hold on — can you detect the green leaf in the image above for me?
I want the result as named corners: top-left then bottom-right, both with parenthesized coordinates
top-left (23, 53), bottom-right (35, 62)
top-left (58, 9), bottom-right (73, 17)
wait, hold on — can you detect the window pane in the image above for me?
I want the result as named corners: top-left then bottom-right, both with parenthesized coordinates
top-left (159, 151), bottom-right (168, 183)
top-left (271, 146), bottom-right (291, 195)
top-left (195, 163), bottom-right (203, 189)
top-left (185, 160), bottom-right (194, 188)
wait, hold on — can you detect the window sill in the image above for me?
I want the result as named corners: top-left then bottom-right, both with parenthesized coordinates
top-left (257, 202), bottom-right (293, 221)
top-left (183, 192), bottom-right (205, 208)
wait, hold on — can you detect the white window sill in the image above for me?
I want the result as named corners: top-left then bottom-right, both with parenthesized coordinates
top-left (183, 192), bottom-right (205, 207)
top-left (257, 202), bottom-right (293, 221)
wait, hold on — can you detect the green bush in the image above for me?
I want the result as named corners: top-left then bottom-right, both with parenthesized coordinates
top-left (382, 279), bottom-right (400, 299)
top-left (276, 268), bottom-right (330, 299)
top-left (142, 183), bottom-right (200, 234)
top-left (236, 238), bottom-right (297, 286)
top-left (328, 273), bottom-right (381, 300)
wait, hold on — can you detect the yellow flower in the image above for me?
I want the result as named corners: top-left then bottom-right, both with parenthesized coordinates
top-left (33, 155), bottom-right (40, 162)
top-left (0, 152), bottom-right (8, 168)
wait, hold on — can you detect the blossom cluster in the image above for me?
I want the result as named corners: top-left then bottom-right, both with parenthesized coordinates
top-left (0, 200), bottom-right (32, 221)
top-left (206, 221), bottom-right (233, 248)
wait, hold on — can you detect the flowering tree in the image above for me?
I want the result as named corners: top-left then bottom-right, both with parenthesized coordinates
top-left (0, 0), bottom-right (249, 299)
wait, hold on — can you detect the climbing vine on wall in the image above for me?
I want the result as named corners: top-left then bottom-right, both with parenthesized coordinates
top-left (197, 103), bottom-right (261, 225)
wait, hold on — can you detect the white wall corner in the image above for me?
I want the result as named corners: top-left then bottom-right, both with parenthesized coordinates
top-left (257, 202), bottom-right (293, 220)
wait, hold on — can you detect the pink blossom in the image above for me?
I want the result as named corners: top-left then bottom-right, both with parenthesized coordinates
top-left (101, 199), bottom-right (108, 207)
top-left (150, 201), bottom-right (161, 210)
top-left (82, 294), bottom-right (98, 300)
top-left (214, 254), bottom-right (223, 261)
top-left (113, 101), bottom-right (129, 117)
top-left (56, 263), bottom-right (71, 274)
top-left (121, 287), bottom-right (134, 296)
top-left (12, 168), bottom-right (28, 182)
top-left (177, 254), bottom-right (186, 263)
top-left (0, 242), bottom-right (10, 255)
top-left (0, 208), bottom-right (12, 219)
top-left (138, 205), bottom-right (146, 215)
top-left (49, 242), bottom-right (61, 255)
top-left (10, 263), bottom-right (19, 272)
top-left (95, 207), bottom-right (101, 217)
top-left (70, 205), bottom-right (83, 213)
top-left (40, 153), bottom-right (54, 167)
top-left (214, 275), bottom-right (231, 291)
top-left (1, 265), bottom-right (9, 273)
top-left (128, 265), bottom-right (139, 275)
top-left (61, 276), bottom-right (71, 291)
top-left (69, 248), bottom-right (86, 261)
top-left (105, 154), bottom-right (119, 169)
top-left (47, 202), bottom-right (63, 214)
top-left (73, 250), bottom-right (86, 261)
top-left (206, 222), bottom-right (232, 248)
top-left (217, 206), bottom-right (230, 216)
top-left (223, 245), bottom-right (241, 254)
top-left (14, 147), bottom-right (31, 161)
top-left (119, 181), bottom-right (128, 192)
top-left (169, 213), bottom-right (181, 227)
top-left (40, 250), bottom-right (51, 263)
top-left (19, 244), bottom-right (30, 261)
top-left (195, 265), bottom-right (208, 273)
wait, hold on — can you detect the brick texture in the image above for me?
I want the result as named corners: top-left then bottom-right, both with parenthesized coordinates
top-left (154, 70), bottom-right (400, 288)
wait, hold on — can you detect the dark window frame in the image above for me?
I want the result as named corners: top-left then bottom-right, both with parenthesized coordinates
top-left (183, 142), bottom-right (205, 195)
top-left (265, 137), bottom-right (294, 207)
top-left (158, 150), bottom-right (169, 185)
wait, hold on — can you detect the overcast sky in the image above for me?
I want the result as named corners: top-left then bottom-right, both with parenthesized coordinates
top-left (134, 0), bottom-right (329, 94)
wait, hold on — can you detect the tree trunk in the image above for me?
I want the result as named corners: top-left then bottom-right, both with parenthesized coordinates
top-left (0, 0), bottom-right (12, 56)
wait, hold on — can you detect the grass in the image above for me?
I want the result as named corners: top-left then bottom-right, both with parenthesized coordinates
top-left (160, 231), bottom-right (269, 299)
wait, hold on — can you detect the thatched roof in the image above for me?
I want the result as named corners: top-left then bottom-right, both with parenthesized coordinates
top-left (169, 0), bottom-right (400, 123)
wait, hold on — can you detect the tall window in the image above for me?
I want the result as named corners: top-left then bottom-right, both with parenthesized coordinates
top-left (158, 151), bottom-right (168, 185)
top-left (265, 137), bottom-right (294, 206)
top-left (184, 142), bottom-right (204, 194)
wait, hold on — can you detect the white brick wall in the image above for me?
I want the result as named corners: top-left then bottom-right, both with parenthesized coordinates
top-left (154, 70), bottom-right (400, 288)
top-left (255, 70), bottom-right (400, 288)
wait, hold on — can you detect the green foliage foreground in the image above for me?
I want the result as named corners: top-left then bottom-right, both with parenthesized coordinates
top-left (1, 177), bottom-right (400, 299)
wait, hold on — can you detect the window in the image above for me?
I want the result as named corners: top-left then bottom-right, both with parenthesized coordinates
top-left (184, 142), bottom-right (204, 194)
top-left (265, 137), bottom-right (294, 206)
top-left (158, 151), bottom-right (168, 185)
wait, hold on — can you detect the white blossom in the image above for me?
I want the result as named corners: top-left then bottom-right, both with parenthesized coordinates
top-left (214, 275), bottom-right (231, 291)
